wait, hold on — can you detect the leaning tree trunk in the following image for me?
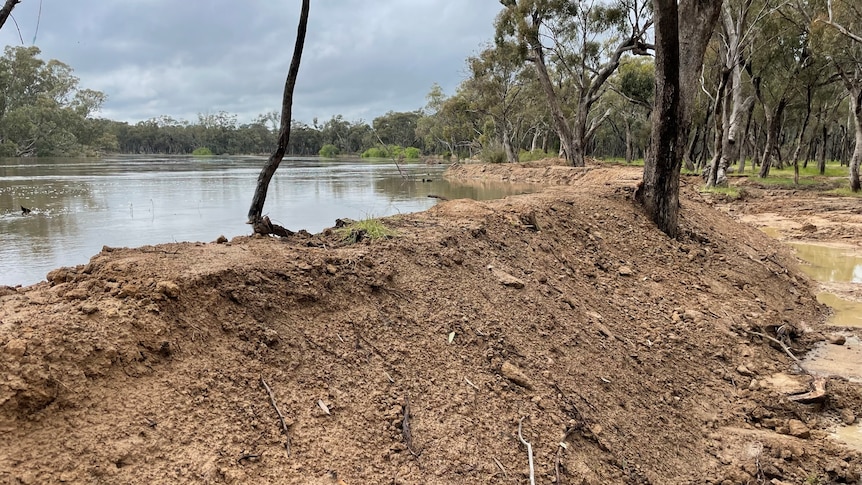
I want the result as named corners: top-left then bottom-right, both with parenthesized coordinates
top-left (707, 67), bottom-right (730, 187)
top-left (247, 0), bottom-right (310, 234)
top-left (528, 40), bottom-right (577, 166)
top-left (0, 0), bottom-right (20, 31)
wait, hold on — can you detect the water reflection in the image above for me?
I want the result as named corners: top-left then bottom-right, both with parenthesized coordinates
top-left (0, 156), bottom-right (535, 286)
top-left (790, 242), bottom-right (862, 283)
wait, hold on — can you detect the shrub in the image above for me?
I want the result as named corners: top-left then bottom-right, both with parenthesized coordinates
top-left (480, 147), bottom-right (507, 164)
top-left (404, 147), bottom-right (421, 159)
top-left (518, 149), bottom-right (550, 162)
top-left (335, 218), bottom-right (396, 243)
top-left (192, 147), bottom-right (213, 156)
top-left (361, 146), bottom-right (389, 158)
top-left (319, 144), bottom-right (339, 158)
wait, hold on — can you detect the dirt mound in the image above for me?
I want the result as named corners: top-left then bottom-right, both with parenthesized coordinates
top-left (1, 164), bottom-right (860, 484)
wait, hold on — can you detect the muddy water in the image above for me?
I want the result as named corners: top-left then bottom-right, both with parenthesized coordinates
top-left (0, 156), bottom-right (536, 286)
top-left (790, 242), bottom-right (862, 328)
top-left (785, 239), bottom-right (862, 449)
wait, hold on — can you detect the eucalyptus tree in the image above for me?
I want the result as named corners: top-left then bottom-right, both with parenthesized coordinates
top-left (462, 41), bottom-right (528, 163)
top-left (640, 0), bottom-right (723, 237)
top-left (416, 84), bottom-right (485, 158)
top-left (0, 46), bottom-right (108, 156)
top-left (705, 0), bottom-right (779, 186)
top-left (748, 6), bottom-right (816, 178)
top-left (497, 0), bottom-right (652, 167)
top-left (812, 0), bottom-right (862, 191)
top-left (607, 56), bottom-right (654, 162)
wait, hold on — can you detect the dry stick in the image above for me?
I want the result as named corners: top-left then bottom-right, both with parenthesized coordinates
top-left (260, 377), bottom-right (291, 455)
top-left (745, 330), bottom-right (809, 375)
top-left (402, 396), bottom-right (421, 458)
top-left (492, 457), bottom-right (508, 478)
top-left (518, 417), bottom-right (536, 485)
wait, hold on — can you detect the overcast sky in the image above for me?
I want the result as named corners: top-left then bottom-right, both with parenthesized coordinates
top-left (0, 1), bottom-right (502, 125)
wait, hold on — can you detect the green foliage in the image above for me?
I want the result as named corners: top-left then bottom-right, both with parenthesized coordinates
top-left (518, 149), bottom-right (551, 162)
top-left (361, 146), bottom-right (389, 158)
top-left (192, 147), bottom-right (213, 156)
top-left (335, 218), bottom-right (396, 243)
top-left (700, 185), bottom-right (743, 199)
top-left (480, 147), bottom-right (507, 164)
top-left (0, 46), bottom-right (109, 157)
top-left (318, 144), bottom-right (339, 158)
top-left (828, 187), bottom-right (862, 197)
top-left (404, 147), bottom-right (421, 159)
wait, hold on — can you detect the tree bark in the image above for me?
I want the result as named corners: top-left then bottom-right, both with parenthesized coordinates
top-left (248, 0), bottom-right (310, 227)
top-left (640, 0), bottom-right (722, 238)
top-left (758, 98), bottom-right (787, 178)
top-left (850, 85), bottom-right (862, 192)
top-left (0, 0), bottom-right (20, 31)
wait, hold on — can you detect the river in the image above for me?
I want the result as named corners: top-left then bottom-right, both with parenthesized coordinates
top-left (0, 156), bottom-right (533, 286)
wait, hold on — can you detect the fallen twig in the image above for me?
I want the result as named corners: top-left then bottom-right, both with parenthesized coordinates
top-left (237, 453), bottom-right (260, 464)
top-left (555, 427), bottom-right (579, 484)
top-left (260, 377), bottom-right (291, 455)
top-left (492, 456), bottom-right (508, 478)
top-left (464, 377), bottom-right (480, 391)
top-left (745, 330), bottom-right (809, 374)
top-left (402, 396), bottom-right (421, 458)
top-left (518, 417), bottom-right (536, 485)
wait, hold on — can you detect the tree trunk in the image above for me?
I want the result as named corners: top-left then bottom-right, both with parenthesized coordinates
top-left (502, 124), bottom-right (518, 163)
top-left (247, 0), bottom-right (309, 228)
top-left (850, 85), bottom-right (862, 192)
top-left (625, 119), bottom-right (633, 164)
top-left (707, 67), bottom-right (731, 187)
top-left (737, 98), bottom-right (755, 173)
top-left (0, 0), bottom-right (20, 31)
top-left (528, 41), bottom-right (577, 166)
top-left (758, 98), bottom-right (787, 178)
top-left (818, 125), bottom-right (828, 175)
top-left (640, 0), bottom-right (722, 237)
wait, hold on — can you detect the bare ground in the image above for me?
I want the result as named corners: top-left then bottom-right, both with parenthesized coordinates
top-left (1, 162), bottom-right (861, 484)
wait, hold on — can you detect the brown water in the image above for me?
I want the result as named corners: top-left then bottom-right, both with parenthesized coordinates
top-left (0, 156), bottom-right (536, 286)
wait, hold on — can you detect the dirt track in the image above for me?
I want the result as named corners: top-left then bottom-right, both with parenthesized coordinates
top-left (1, 162), bottom-right (861, 484)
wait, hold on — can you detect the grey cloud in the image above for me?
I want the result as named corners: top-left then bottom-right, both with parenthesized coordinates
top-left (1, 1), bottom-right (500, 124)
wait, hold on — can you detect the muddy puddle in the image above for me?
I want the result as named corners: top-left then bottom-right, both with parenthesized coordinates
top-left (761, 229), bottom-right (862, 450)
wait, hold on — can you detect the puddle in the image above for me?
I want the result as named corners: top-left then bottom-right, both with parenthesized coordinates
top-left (802, 336), bottom-right (862, 383)
top-left (787, 241), bottom-right (862, 328)
top-left (790, 242), bottom-right (862, 284)
top-left (815, 293), bottom-right (862, 328)
top-left (834, 424), bottom-right (862, 450)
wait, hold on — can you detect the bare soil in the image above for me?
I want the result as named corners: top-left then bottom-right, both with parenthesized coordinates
top-left (2, 162), bottom-right (862, 484)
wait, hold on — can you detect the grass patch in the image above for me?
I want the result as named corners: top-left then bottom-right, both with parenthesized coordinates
top-left (754, 176), bottom-right (818, 187)
top-left (336, 218), bottom-right (396, 243)
top-left (827, 187), bottom-right (862, 197)
top-left (700, 185), bottom-right (743, 199)
top-left (769, 162), bottom-right (847, 178)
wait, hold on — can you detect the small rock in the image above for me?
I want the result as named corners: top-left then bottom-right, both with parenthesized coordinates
top-left (618, 266), bottom-right (633, 276)
top-left (786, 419), bottom-right (810, 439)
top-left (828, 334), bottom-right (847, 346)
top-left (156, 280), bottom-right (180, 299)
top-left (325, 264), bottom-right (338, 275)
top-left (748, 379), bottom-right (760, 391)
top-left (215, 235), bottom-right (228, 244)
top-left (683, 309), bottom-right (703, 322)
top-left (840, 408), bottom-right (856, 425)
top-left (4, 339), bottom-right (27, 359)
top-left (737, 364), bottom-right (755, 377)
top-left (501, 361), bottom-right (534, 390)
top-left (63, 288), bottom-right (89, 300)
top-left (800, 223), bottom-right (817, 232)
top-left (118, 284), bottom-right (140, 298)
top-left (80, 303), bottom-right (99, 315)
top-left (489, 267), bottom-right (525, 289)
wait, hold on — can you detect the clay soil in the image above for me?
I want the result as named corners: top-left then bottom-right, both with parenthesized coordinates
top-left (2, 161), bottom-right (862, 484)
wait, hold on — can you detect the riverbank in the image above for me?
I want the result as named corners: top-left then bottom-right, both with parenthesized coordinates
top-left (1, 161), bottom-right (860, 483)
